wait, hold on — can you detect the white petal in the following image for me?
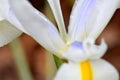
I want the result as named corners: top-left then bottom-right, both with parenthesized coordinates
top-left (62, 38), bottom-right (107, 62)
top-left (0, 0), bottom-right (27, 33)
top-left (47, 0), bottom-right (67, 41)
top-left (91, 59), bottom-right (119, 80)
top-left (54, 59), bottom-right (119, 80)
top-left (9, 0), bottom-right (65, 56)
top-left (54, 63), bottom-right (81, 80)
top-left (62, 42), bottom-right (88, 62)
top-left (68, 0), bottom-right (96, 42)
top-left (0, 20), bottom-right (22, 47)
top-left (86, 0), bottom-right (120, 39)
top-left (0, 0), bottom-right (9, 19)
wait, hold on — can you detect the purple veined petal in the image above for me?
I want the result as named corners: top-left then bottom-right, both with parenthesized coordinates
top-left (86, 0), bottom-right (120, 40)
top-left (9, 0), bottom-right (65, 56)
top-left (0, 0), bottom-right (27, 33)
top-left (47, 0), bottom-right (67, 41)
top-left (68, 0), bottom-right (96, 42)
top-left (0, 20), bottom-right (22, 47)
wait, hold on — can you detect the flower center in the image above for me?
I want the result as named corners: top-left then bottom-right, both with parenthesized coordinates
top-left (61, 38), bottom-right (107, 62)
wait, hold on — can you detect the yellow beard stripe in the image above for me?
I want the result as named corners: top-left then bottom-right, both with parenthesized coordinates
top-left (80, 61), bottom-right (93, 80)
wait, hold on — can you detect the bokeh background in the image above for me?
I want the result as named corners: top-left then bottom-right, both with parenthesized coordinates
top-left (0, 0), bottom-right (120, 80)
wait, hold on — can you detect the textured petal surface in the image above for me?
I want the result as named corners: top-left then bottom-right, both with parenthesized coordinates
top-left (68, 0), bottom-right (95, 42)
top-left (0, 20), bottom-right (22, 47)
top-left (0, 0), bottom-right (26, 33)
top-left (9, 0), bottom-right (65, 55)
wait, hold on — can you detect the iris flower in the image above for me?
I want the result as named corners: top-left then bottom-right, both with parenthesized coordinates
top-left (0, 0), bottom-right (120, 80)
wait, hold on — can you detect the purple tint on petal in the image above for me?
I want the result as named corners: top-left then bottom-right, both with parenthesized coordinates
top-left (9, 7), bottom-right (16, 19)
top-left (48, 25), bottom-right (59, 36)
top-left (71, 41), bottom-right (83, 48)
top-left (9, 8), bottom-right (14, 15)
top-left (73, 0), bottom-right (96, 37)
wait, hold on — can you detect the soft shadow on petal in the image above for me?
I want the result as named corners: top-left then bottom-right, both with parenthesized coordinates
top-left (47, 0), bottom-right (67, 41)
top-left (90, 59), bottom-right (119, 80)
top-left (0, 0), bottom-right (27, 33)
top-left (9, 0), bottom-right (65, 56)
top-left (0, 15), bottom-right (4, 21)
top-left (0, 20), bottom-right (22, 47)
top-left (68, 0), bottom-right (95, 42)
top-left (86, 0), bottom-right (120, 40)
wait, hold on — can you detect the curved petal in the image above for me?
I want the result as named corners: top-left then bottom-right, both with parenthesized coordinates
top-left (0, 0), bottom-right (27, 33)
top-left (47, 0), bottom-right (67, 41)
top-left (62, 38), bottom-right (107, 62)
top-left (9, 0), bottom-right (65, 56)
top-left (0, 20), bottom-right (22, 47)
top-left (54, 59), bottom-right (119, 80)
top-left (83, 38), bottom-right (107, 60)
top-left (91, 59), bottom-right (119, 80)
top-left (68, 0), bottom-right (96, 42)
top-left (86, 0), bottom-right (120, 40)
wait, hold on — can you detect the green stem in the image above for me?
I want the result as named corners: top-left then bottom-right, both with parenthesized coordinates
top-left (10, 38), bottom-right (33, 80)
top-left (53, 55), bottom-right (62, 69)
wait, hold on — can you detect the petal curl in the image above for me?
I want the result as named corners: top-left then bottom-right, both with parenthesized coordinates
top-left (0, 20), bottom-right (22, 47)
top-left (83, 38), bottom-right (107, 60)
top-left (9, 0), bottom-right (65, 56)
top-left (62, 38), bottom-right (107, 62)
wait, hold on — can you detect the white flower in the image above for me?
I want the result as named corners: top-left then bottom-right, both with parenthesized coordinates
top-left (1, 0), bottom-right (119, 80)
top-left (7, 0), bottom-right (120, 61)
